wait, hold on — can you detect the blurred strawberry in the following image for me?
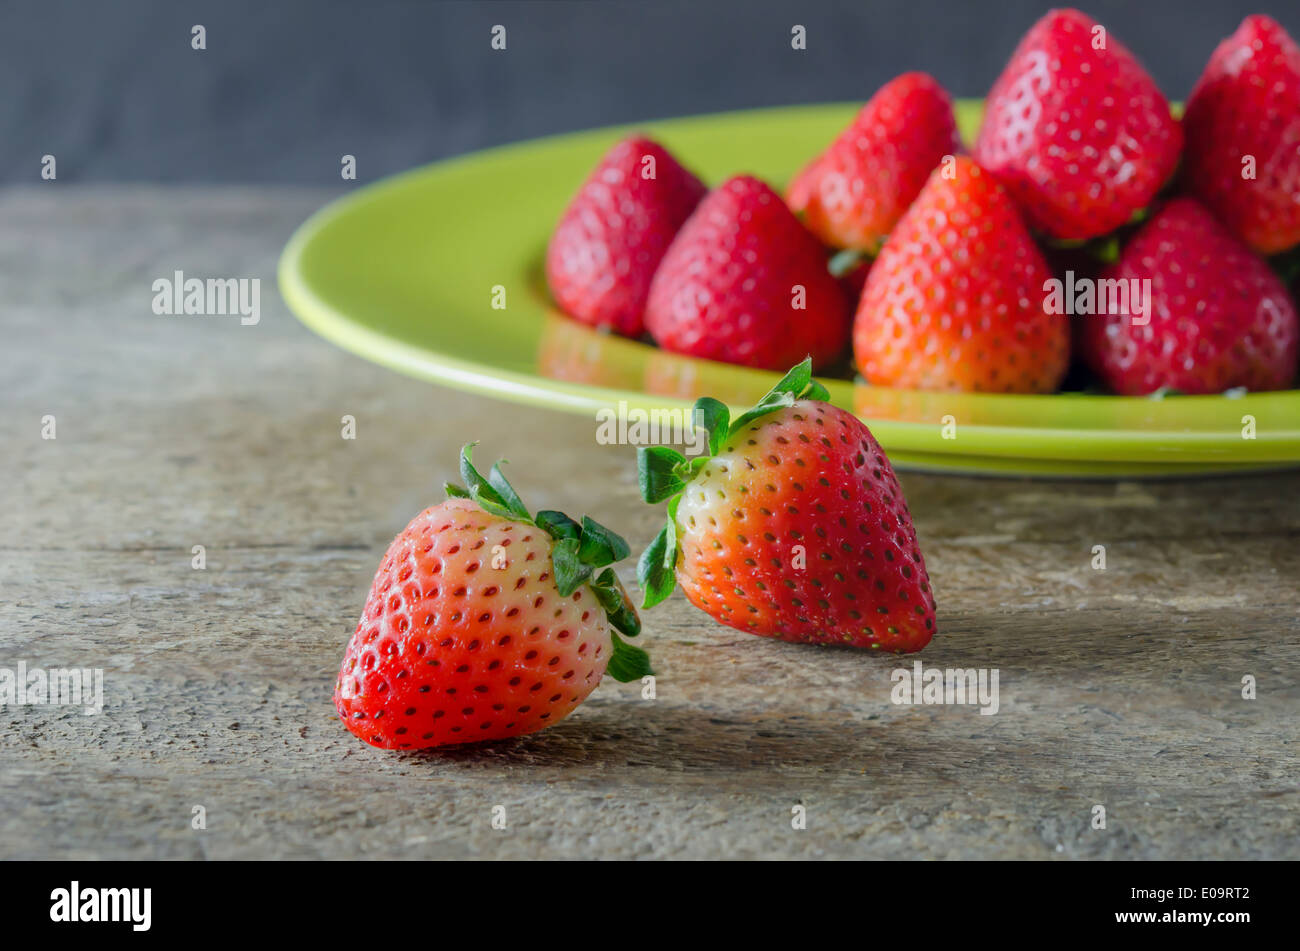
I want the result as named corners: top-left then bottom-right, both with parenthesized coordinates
top-left (1078, 198), bottom-right (1299, 395)
top-left (645, 175), bottom-right (850, 371)
top-left (973, 8), bottom-right (1182, 241)
top-left (546, 136), bottom-right (706, 336)
top-left (854, 156), bottom-right (1069, 393)
top-left (787, 73), bottom-right (960, 252)
top-left (1182, 15), bottom-right (1300, 255)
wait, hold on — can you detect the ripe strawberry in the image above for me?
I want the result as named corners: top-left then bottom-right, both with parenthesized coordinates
top-left (637, 360), bottom-right (936, 652)
top-left (853, 155), bottom-right (1070, 393)
top-left (973, 8), bottom-right (1182, 241)
top-left (787, 72), bottom-right (960, 252)
top-left (1182, 15), bottom-right (1300, 255)
top-left (1077, 198), bottom-right (1299, 395)
top-left (645, 176), bottom-right (850, 371)
top-left (546, 136), bottom-right (706, 336)
top-left (335, 446), bottom-right (649, 750)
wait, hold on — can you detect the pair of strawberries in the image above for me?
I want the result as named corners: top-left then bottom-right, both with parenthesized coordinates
top-left (547, 10), bottom-right (1300, 396)
top-left (336, 361), bottom-right (936, 750)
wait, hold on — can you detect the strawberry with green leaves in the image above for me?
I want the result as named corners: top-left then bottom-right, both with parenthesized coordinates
top-left (336, 446), bottom-right (649, 750)
top-left (637, 360), bottom-right (936, 652)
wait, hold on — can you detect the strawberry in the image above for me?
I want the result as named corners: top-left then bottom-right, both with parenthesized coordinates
top-left (1182, 15), bottom-right (1300, 255)
top-left (1077, 198), bottom-right (1299, 395)
top-left (335, 446), bottom-right (649, 750)
top-left (973, 8), bottom-right (1182, 241)
top-left (786, 72), bottom-right (960, 252)
top-left (637, 359), bottom-right (936, 652)
top-left (645, 176), bottom-right (850, 371)
top-left (546, 136), bottom-right (706, 336)
top-left (853, 155), bottom-right (1070, 393)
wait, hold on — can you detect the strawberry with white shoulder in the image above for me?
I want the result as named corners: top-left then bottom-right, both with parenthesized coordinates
top-left (336, 446), bottom-right (649, 750)
top-left (637, 359), bottom-right (937, 652)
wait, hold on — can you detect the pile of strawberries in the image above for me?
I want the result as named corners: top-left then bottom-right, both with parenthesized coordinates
top-left (547, 10), bottom-right (1300, 396)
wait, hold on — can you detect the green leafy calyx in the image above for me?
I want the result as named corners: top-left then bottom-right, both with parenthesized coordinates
top-left (445, 443), bottom-right (648, 682)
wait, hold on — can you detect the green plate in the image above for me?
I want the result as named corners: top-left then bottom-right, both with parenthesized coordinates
top-left (278, 102), bottom-right (1300, 478)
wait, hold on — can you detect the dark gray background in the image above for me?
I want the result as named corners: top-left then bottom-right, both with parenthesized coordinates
top-left (2, 0), bottom-right (1292, 183)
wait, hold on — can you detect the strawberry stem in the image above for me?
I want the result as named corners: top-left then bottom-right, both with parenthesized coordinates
top-left (827, 247), bottom-right (869, 278)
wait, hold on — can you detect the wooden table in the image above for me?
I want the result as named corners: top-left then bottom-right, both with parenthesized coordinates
top-left (1, 187), bottom-right (1296, 859)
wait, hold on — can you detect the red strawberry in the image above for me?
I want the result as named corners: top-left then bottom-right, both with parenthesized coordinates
top-left (637, 360), bottom-right (936, 652)
top-left (853, 155), bottom-right (1070, 393)
top-left (1182, 15), bottom-right (1300, 255)
top-left (335, 446), bottom-right (648, 750)
top-left (973, 8), bottom-right (1182, 241)
top-left (645, 176), bottom-right (850, 371)
top-left (1077, 198), bottom-right (1299, 395)
top-left (786, 72), bottom-right (960, 252)
top-left (546, 136), bottom-right (706, 336)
